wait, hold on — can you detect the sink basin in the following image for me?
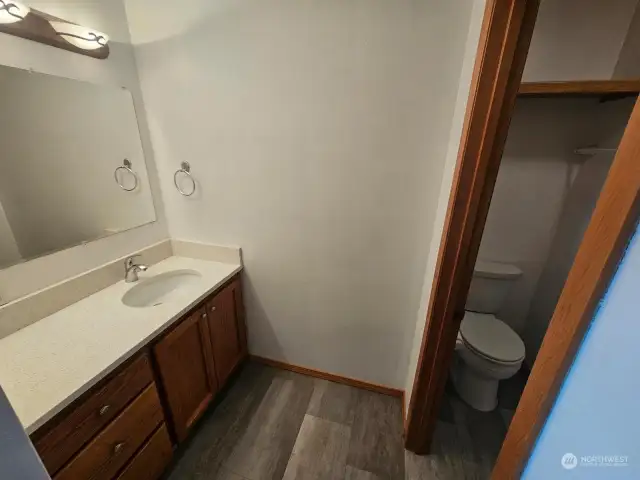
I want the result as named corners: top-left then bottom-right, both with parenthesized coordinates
top-left (122, 269), bottom-right (202, 308)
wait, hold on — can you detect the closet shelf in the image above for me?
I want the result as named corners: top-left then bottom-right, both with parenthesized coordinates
top-left (518, 80), bottom-right (640, 98)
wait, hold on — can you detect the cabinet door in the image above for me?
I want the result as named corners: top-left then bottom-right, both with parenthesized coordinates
top-left (153, 308), bottom-right (218, 442)
top-left (229, 277), bottom-right (248, 360)
top-left (206, 278), bottom-right (246, 387)
top-left (206, 291), bottom-right (233, 387)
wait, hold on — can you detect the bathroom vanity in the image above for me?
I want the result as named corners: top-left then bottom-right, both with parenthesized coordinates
top-left (0, 57), bottom-right (252, 479)
top-left (0, 257), bottom-right (246, 480)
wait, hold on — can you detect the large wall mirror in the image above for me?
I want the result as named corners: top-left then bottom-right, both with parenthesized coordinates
top-left (0, 66), bottom-right (157, 269)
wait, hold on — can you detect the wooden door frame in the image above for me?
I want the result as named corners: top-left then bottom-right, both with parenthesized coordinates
top-left (404, 0), bottom-right (541, 454)
top-left (404, 0), bottom-right (640, 478)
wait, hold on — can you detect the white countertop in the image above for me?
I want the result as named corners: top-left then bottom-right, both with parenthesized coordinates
top-left (0, 256), bottom-right (242, 434)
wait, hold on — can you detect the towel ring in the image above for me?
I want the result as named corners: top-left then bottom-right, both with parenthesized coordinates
top-left (174, 161), bottom-right (196, 196)
top-left (114, 159), bottom-right (138, 191)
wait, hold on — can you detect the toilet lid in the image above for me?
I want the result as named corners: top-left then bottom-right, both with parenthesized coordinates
top-left (460, 312), bottom-right (525, 363)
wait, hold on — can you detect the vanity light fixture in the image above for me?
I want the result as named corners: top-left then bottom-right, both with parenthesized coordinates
top-left (0, 4), bottom-right (109, 59)
top-left (0, 1), bottom-right (30, 24)
top-left (49, 21), bottom-right (109, 51)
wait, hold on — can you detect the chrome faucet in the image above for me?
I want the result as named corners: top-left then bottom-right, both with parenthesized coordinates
top-left (124, 255), bottom-right (148, 283)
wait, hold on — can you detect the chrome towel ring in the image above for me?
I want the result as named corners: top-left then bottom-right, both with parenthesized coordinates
top-left (114, 159), bottom-right (138, 191)
top-left (174, 161), bottom-right (196, 196)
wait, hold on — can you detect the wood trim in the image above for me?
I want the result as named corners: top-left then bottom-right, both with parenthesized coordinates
top-left (493, 97), bottom-right (640, 479)
top-left (401, 391), bottom-right (407, 432)
top-left (519, 80), bottom-right (640, 97)
top-left (0, 8), bottom-right (109, 60)
top-left (250, 355), bottom-right (403, 398)
top-left (404, 0), bottom-right (541, 454)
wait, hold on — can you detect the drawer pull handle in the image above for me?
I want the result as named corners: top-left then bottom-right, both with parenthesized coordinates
top-left (98, 405), bottom-right (110, 416)
top-left (113, 442), bottom-right (126, 455)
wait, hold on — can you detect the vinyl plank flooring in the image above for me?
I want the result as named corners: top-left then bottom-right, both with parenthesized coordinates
top-left (166, 362), bottom-right (275, 480)
top-left (307, 379), bottom-right (357, 425)
top-left (436, 391), bottom-right (455, 424)
top-left (223, 371), bottom-right (314, 480)
top-left (168, 362), bottom-right (431, 480)
top-left (405, 418), bottom-right (485, 480)
top-left (214, 468), bottom-right (247, 480)
top-left (449, 394), bottom-right (507, 479)
top-left (497, 368), bottom-right (528, 410)
top-left (347, 389), bottom-right (405, 479)
top-left (499, 408), bottom-right (515, 429)
top-left (345, 466), bottom-right (381, 480)
top-left (282, 414), bottom-right (350, 480)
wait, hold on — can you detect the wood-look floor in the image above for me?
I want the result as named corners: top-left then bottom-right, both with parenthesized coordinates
top-left (166, 362), bottom-right (527, 480)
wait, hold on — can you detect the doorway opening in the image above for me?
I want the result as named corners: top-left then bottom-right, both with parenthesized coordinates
top-left (404, 0), bottom-right (640, 478)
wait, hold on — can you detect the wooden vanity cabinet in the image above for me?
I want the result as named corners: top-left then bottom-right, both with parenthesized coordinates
top-left (31, 353), bottom-right (172, 480)
top-left (30, 273), bottom-right (247, 480)
top-left (153, 306), bottom-right (218, 442)
top-left (54, 385), bottom-right (164, 480)
top-left (154, 275), bottom-right (247, 441)
top-left (205, 278), bottom-right (246, 387)
top-left (33, 354), bottom-right (155, 476)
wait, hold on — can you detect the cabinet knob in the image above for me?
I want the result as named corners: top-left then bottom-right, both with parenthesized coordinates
top-left (202, 313), bottom-right (207, 319)
top-left (113, 442), bottom-right (126, 455)
top-left (98, 405), bottom-right (110, 416)
top-left (211, 306), bottom-right (216, 312)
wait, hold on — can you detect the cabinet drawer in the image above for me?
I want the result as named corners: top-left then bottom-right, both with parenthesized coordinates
top-left (35, 354), bottom-right (154, 475)
top-left (55, 384), bottom-right (163, 480)
top-left (116, 424), bottom-right (172, 480)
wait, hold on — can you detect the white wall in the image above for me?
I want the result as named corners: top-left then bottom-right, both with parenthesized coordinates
top-left (523, 0), bottom-right (639, 81)
top-left (522, 98), bottom-right (635, 365)
top-left (127, 0), bottom-right (478, 388)
top-left (477, 98), bottom-right (600, 335)
top-left (523, 224), bottom-right (640, 479)
top-left (0, 0), bottom-right (168, 304)
top-left (403, 0), bottom-right (487, 402)
top-left (0, 203), bottom-right (21, 269)
top-left (614, 1), bottom-right (640, 78)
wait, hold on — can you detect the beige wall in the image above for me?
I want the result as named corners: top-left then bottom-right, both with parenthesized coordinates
top-left (478, 98), bottom-right (602, 335)
top-left (522, 98), bottom-right (635, 365)
top-left (0, 203), bottom-right (21, 269)
top-left (523, 0), bottom-right (638, 81)
top-left (403, 0), bottom-right (486, 406)
top-left (127, 0), bottom-right (479, 388)
top-left (614, 1), bottom-right (640, 78)
top-left (0, 0), bottom-right (168, 305)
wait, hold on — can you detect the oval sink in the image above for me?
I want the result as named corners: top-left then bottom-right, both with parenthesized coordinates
top-left (122, 269), bottom-right (202, 308)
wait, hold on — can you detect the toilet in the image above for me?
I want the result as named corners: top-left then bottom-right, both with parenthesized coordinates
top-left (451, 260), bottom-right (526, 412)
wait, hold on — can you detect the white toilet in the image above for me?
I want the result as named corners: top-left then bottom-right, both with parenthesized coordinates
top-left (451, 260), bottom-right (526, 412)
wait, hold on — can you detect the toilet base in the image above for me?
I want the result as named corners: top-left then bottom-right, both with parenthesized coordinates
top-left (451, 362), bottom-right (499, 412)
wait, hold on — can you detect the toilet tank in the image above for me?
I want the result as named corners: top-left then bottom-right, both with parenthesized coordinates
top-left (466, 260), bottom-right (522, 314)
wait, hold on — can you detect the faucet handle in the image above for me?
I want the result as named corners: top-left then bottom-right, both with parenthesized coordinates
top-left (124, 254), bottom-right (142, 268)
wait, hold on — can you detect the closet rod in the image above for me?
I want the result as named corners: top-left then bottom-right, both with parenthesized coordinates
top-left (574, 147), bottom-right (617, 156)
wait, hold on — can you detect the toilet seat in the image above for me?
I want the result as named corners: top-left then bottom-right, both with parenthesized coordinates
top-left (460, 312), bottom-right (525, 364)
